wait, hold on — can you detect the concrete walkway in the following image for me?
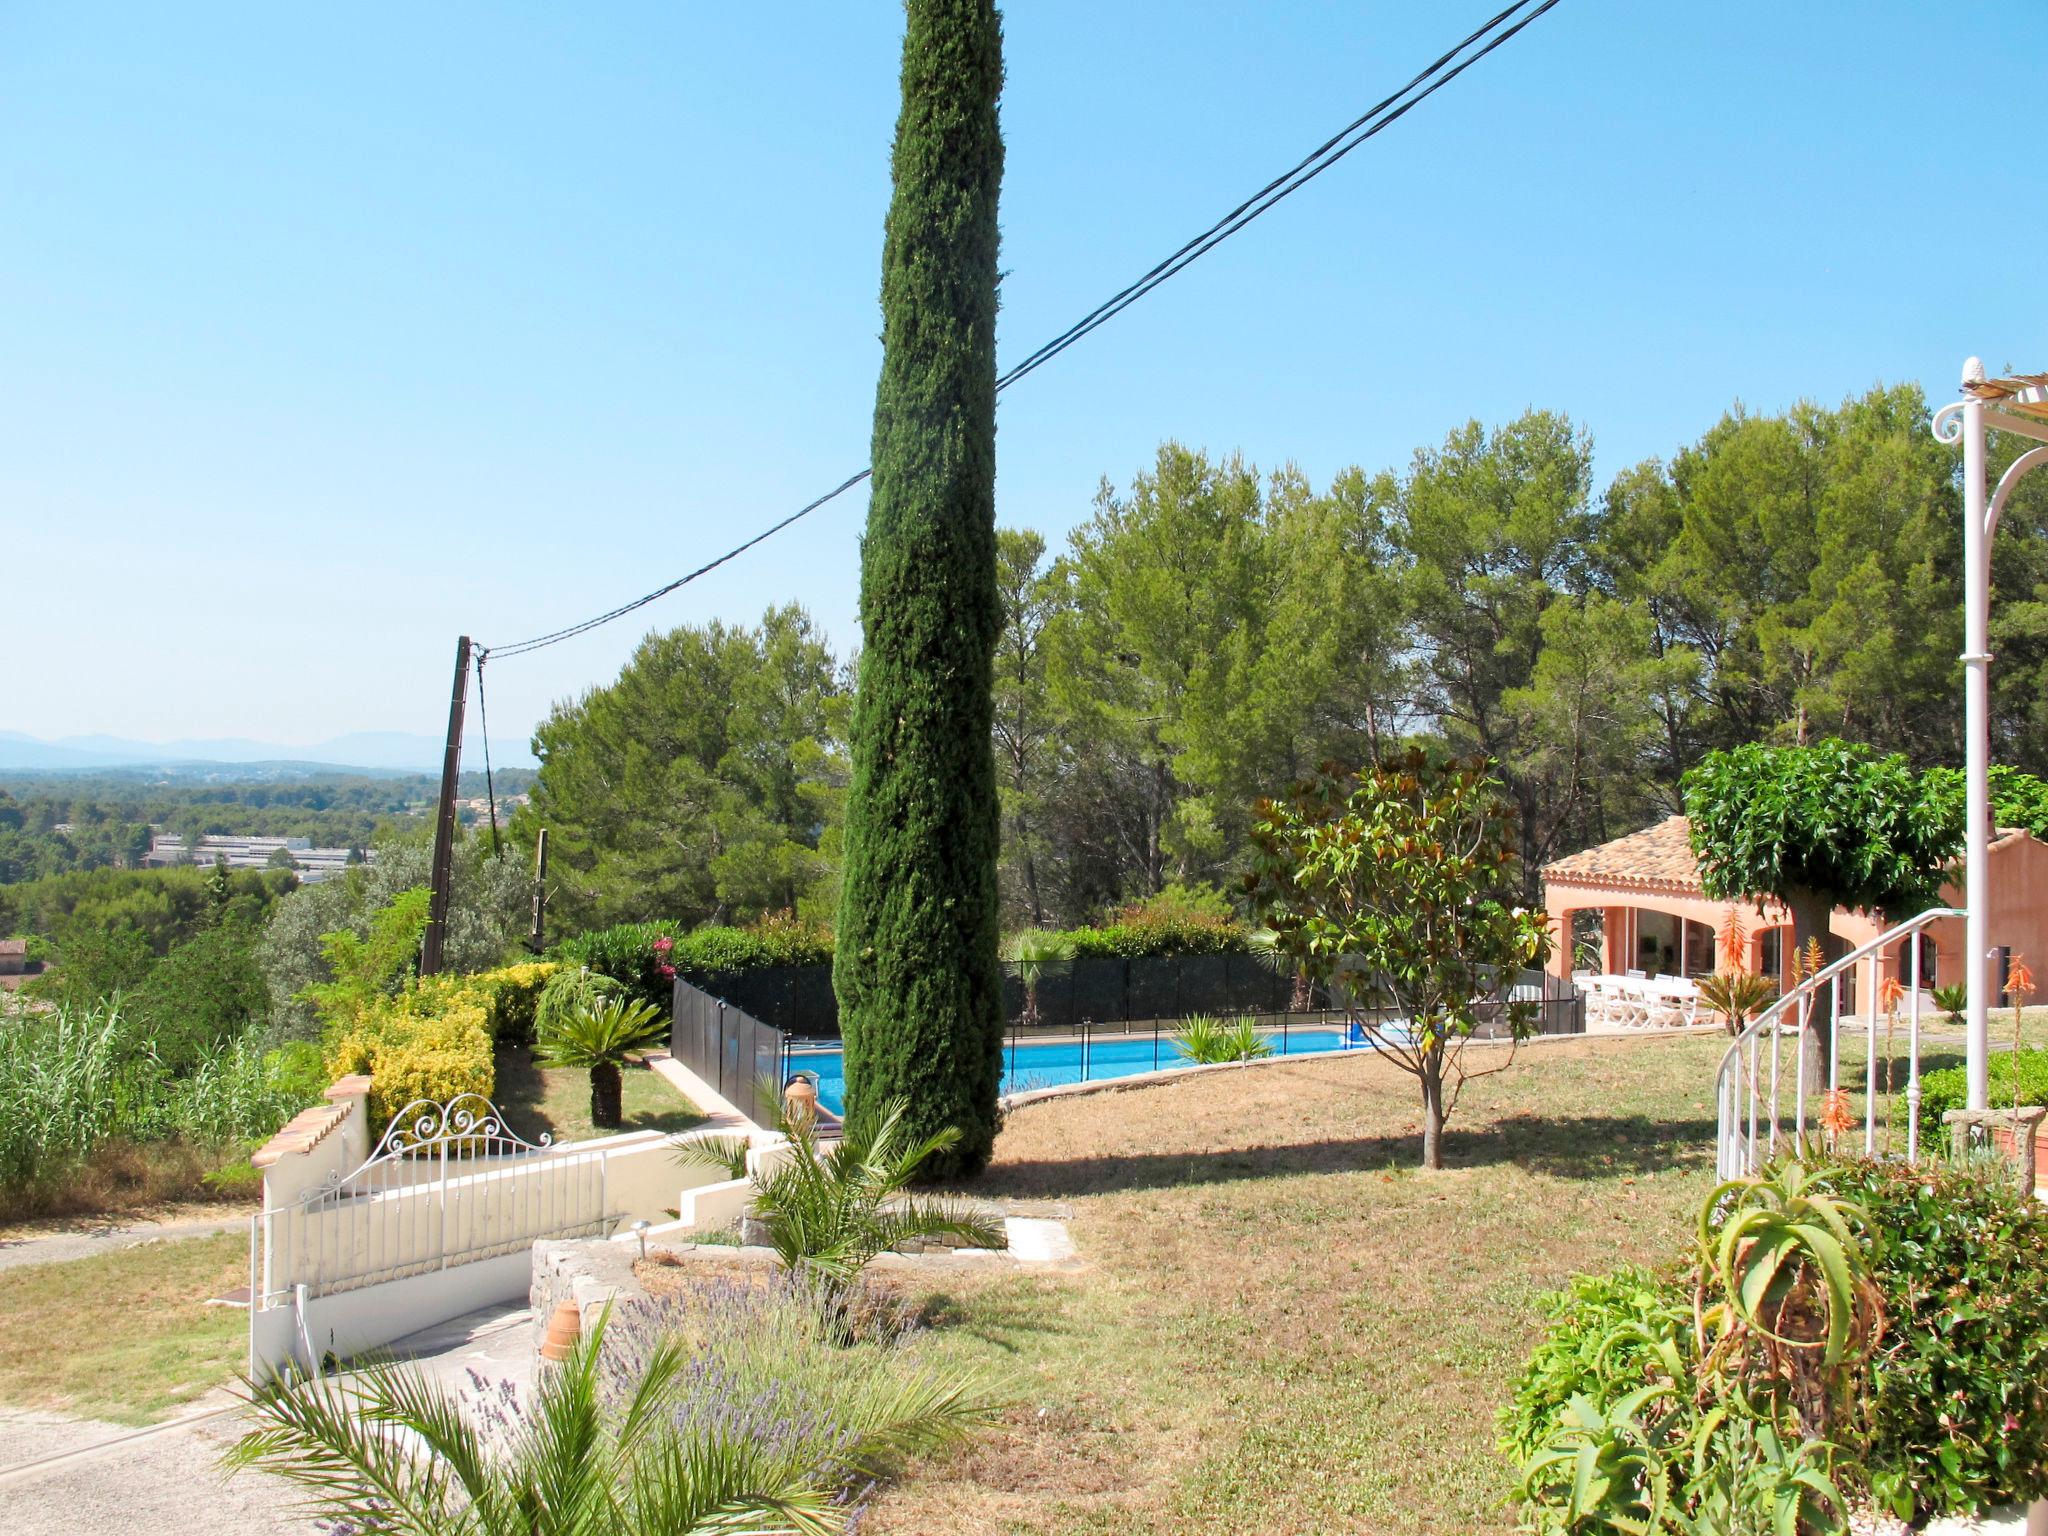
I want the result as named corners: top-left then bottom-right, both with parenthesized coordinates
top-left (0, 1214), bottom-right (248, 1274)
top-left (0, 1302), bottom-right (534, 1535)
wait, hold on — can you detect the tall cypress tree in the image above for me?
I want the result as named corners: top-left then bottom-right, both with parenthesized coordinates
top-left (833, 0), bottom-right (1006, 1177)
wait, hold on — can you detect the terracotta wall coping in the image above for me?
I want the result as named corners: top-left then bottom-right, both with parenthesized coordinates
top-left (252, 1078), bottom-right (365, 1169)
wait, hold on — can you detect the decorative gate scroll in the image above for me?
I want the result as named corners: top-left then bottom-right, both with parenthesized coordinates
top-left (254, 1092), bottom-right (612, 1307)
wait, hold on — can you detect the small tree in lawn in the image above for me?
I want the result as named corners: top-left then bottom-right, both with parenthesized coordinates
top-left (1246, 751), bottom-right (1549, 1171)
top-left (1682, 738), bottom-right (1956, 1094)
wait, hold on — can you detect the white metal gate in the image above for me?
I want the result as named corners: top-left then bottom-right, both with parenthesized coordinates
top-left (253, 1092), bottom-right (613, 1308)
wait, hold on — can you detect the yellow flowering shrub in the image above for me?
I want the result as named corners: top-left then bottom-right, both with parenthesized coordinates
top-left (319, 963), bottom-right (563, 1132)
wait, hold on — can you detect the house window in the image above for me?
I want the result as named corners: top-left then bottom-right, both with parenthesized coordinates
top-left (1760, 928), bottom-right (1783, 981)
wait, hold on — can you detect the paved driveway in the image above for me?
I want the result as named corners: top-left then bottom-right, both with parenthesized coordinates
top-left (0, 1303), bottom-right (534, 1535)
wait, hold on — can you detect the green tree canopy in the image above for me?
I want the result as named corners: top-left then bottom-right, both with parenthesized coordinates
top-left (513, 604), bottom-right (848, 934)
top-left (1681, 739), bottom-right (1958, 926)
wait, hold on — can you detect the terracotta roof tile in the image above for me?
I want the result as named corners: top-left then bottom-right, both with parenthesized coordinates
top-left (1544, 815), bottom-right (1701, 893)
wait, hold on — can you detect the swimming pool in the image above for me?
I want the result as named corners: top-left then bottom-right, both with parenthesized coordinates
top-left (787, 1026), bottom-right (1357, 1116)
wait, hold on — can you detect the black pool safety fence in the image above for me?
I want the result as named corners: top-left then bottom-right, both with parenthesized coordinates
top-left (669, 976), bottom-right (787, 1113)
top-left (671, 968), bottom-right (1583, 1107)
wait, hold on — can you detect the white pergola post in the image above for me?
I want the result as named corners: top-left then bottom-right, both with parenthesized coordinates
top-left (1936, 359), bottom-right (2048, 1113)
top-left (1961, 360), bottom-right (1991, 1111)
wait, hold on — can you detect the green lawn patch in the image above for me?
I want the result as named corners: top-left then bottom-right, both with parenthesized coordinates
top-left (492, 1044), bottom-right (706, 1146)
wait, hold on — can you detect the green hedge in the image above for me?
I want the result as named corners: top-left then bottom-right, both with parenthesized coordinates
top-left (552, 918), bottom-right (834, 1012)
top-left (1917, 1047), bottom-right (2048, 1152)
top-left (1836, 1157), bottom-right (2048, 1520)
top-left (1055, 918), bottom-right (1249, 958)
top-left (554, 913), bottom-right (1253, 1010)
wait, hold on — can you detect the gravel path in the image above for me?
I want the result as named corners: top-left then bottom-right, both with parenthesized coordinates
top-left (0, 1215), bottom-right (248, 1274)
top-left (0, 1303), bottom-right (534, 1534)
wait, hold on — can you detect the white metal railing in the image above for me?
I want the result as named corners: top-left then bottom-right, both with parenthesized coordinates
top-left (1715, 907), bottom-right (1964, 1178)
top-left (254, 1093), bottom-right (613, 1307)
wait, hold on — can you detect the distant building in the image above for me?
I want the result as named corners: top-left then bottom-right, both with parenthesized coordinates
top-left (142, 834), bottom-right (370, 884)
top-left (0, 938), bottom-right (37, 993)
top-left (457, 793), bottom-right (528, 829)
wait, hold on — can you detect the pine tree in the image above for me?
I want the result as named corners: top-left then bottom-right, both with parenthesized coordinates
top-left (833, 0), bottom-right (1005, 1178)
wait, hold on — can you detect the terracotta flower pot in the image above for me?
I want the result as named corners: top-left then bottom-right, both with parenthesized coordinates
top-left (539, 1299), bottom-right (582, 1362)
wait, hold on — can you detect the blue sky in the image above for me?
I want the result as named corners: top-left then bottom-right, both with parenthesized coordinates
top-left (4, 2), bottom-right (2044, 757)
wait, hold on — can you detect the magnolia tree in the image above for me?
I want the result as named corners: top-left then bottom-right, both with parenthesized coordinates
top-left (1246, 752), bottom-right (1549, 1170)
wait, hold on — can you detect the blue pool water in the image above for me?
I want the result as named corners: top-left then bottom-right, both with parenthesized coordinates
top-left (788, 1026), bottom-right (1355, 1116)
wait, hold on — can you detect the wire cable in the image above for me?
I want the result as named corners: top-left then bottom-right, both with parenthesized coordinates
top-left (474, 650), bottom-right (503, 859)
top-left (481, 0), bottom-right (1562, 660)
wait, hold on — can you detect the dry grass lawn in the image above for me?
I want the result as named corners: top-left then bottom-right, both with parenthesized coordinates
top-left (0, 1232), bottom-right (248, 1424)
top-left (871, 1032), bottom-right (1734, 1535)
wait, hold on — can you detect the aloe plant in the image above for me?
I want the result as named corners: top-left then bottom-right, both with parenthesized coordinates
top-left (1171, 1013), bottom-right (1272, 1065)
top-left (1510, 1159), bottom-right (1876, 1534)
top-left (1698, 970), bottom-right (1779, 1036)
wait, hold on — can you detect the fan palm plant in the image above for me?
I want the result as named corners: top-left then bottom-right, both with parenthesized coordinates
top-left (682, 1097), bottom-right (1002, 1282)
top-left (535, 996), bottom-right (667, 1129)
top-left (1004, 929), bottom-right (1073, 1032)
top-left (1698, 970), bottom-right (1780, 1036)
top-left (225, 1300), bottom-right (994, 1536)
top-left (1249, 927), bottom-right (1315, 1012)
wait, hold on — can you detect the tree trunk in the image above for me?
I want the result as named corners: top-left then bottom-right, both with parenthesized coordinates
top-left (1420, 1048), bottom-right (1446, 1171)
top-left (590, 1062), bottom-right (624, 1129)
top-left (1785, 883), bottom-right (1834, 1100)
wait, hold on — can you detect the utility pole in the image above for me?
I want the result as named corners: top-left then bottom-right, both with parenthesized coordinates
top-left (420, 635), bottom-right (471, 977)
top-left (528, 827), bottom-right (549, 954)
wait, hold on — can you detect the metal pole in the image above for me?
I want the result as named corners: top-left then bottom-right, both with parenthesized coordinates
top-left (420, 635), bottom-right (471, 977)
top-left (1962, 358), bottom-right (1992, 1112)
top-left (1907, 936), bottom-right (1924, 1162)
top-left (528, 827), bottom-right (549, 954)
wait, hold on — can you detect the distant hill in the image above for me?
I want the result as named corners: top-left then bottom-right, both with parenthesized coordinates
top-left (0, 730), bottom-right (537, 775)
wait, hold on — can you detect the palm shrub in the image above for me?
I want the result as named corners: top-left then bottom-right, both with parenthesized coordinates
top-left (1932, 983), bottom-right (1968, 1026)
top-left (533, 965), bottom-right (621, 1042)
top-left (1172, 1014), bottom-right (1273, 1065)
top-left (535, 996), bottom-right (667, 1130)
top-left (1004, 929), bottom-right (1073, 1031)
top-left (227, 1296), bottom-right (1000, 1536)
top-left (1698, 970), bottom-right (1779, 1036)
top-left (683, 1096), bottom-right (1003, 1282)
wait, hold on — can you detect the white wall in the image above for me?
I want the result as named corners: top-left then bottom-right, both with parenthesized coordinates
top-left (250, 1113), bottom-right (754, 1377)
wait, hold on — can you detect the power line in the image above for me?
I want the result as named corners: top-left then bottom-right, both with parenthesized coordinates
top-left (474, 649), bottom-right (502, 859)
top-left (482, 0), bottom-right (1563, 661)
